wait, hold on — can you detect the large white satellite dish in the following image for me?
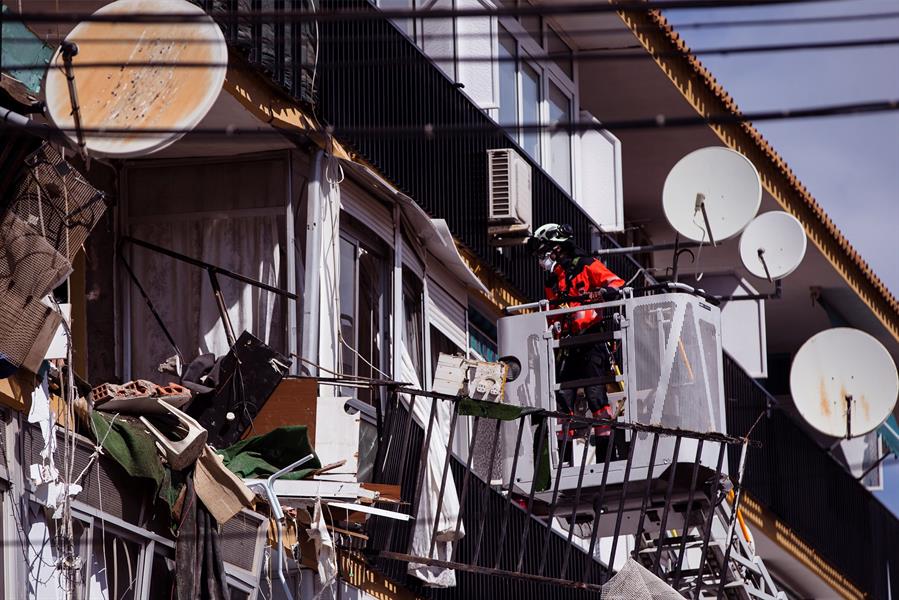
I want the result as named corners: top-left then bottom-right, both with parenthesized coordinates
top-left (739, 211), bottom-right (807, 280)
top-left (662, 147), bottom-right (762, 244)
top-left (44, 0), bottom-right (228, 158)
top-left (790, 328), bottom-right (898, 439)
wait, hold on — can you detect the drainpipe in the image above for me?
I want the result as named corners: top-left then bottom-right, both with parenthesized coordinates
top-left (300, 151), bottom-right (325, 374)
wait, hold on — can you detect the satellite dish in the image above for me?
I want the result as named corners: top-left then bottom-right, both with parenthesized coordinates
top-left (790, 328), bottom-right (898, 439)
top-left (662, 147), bottom-right (762, 244)
top-left (739, 211), bottom-right (807, 280)
top-left (44, 0), bottom-right (228, 158)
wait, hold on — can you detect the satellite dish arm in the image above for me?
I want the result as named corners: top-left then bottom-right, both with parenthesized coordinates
top-left (716, 279), bottom-right (783, 302)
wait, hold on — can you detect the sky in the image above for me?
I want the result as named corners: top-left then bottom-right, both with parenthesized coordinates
top-left (665, 0), bottom-right (899, 516)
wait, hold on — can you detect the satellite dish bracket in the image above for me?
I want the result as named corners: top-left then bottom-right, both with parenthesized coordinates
top-left (694, 193), bottom-right (717, 247)
top-left (716, 279), bottom-right (782, 303)
top-left (59, 40), bottom-right (89, 166)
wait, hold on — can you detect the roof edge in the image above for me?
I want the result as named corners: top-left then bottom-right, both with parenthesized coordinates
top-left (615, 5), bottom-right (899, 343)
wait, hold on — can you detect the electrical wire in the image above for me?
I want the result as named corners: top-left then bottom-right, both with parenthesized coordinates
top-left (8, 5), bottom-right (899, 47)
top-left (0, 0), bottom-right (868, 25)
top-left (10, 34), bottom-right (899, 72)
top-left (9, 8), bottom-right (899, 45)
top-left (4, 98), bottom-right (897, 140)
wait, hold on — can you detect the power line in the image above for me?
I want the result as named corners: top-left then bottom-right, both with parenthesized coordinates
top-left (4, 99), bottom-right (896, 141)
top-left (8, 35), bottom-right (899, 71)
top-left (0, 0), bottom-right (868, 25)
top-left (7, 9), bottom-right (899, 45)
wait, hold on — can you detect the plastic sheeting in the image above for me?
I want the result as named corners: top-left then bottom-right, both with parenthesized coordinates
top-left (601, 559), bottom-right (683, 600)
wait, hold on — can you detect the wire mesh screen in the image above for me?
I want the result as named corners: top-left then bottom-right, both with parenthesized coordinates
top-left (0, 212), bottom-right (72, 300)
top-left (8, 143), bottom-right (106, 261)
top-left (0, 286), bottom-right (61, 371)
top-left (631, 299), bottom-right (721, 433)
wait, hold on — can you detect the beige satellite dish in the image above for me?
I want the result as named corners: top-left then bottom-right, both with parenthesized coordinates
top-left (44, 0), bottom-right (228, 158)
top-left (790, 328), bottom-right (898, 439)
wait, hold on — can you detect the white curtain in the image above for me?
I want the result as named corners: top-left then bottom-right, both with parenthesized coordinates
top-left (129, 215), bottom-right (283, 381)
top-left (401, 321), bottom-right (463, 587)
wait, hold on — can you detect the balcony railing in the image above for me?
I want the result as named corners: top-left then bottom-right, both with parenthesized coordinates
top-left (724, 354), bottom-right (899, 598)
top-left (361, 385), bottom-right (750, 598)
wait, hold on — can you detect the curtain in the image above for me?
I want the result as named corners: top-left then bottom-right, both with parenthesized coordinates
top-left (129, 215), bottom-right (284, 381)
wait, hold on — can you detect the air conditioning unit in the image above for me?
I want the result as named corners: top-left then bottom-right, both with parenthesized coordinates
top-left (487, 148), bottom-right (532, 244)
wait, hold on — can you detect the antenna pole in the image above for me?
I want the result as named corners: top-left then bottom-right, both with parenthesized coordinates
top-left (845, 393), bottom-right (852, 439)
top-left (60, 41), bottom-right (89, 166)
top-left (695, 193), bottom-right (717, 246)
top-left (757, 248), bottom-right (773, 282)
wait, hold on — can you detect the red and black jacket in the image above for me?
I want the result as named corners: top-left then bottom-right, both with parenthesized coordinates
top-left (545, 255), bottom-right (624, 335)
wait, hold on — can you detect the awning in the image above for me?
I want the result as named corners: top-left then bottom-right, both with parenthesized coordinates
top-left (339, 159), bottom-right (489, 295)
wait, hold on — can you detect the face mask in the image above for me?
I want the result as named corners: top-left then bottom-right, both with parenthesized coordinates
top-left (540, 256), bottom-right (556, 272)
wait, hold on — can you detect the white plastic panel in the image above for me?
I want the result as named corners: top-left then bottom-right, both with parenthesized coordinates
top-left (575, 111), bottom-right (624, 232)
top-left (684, 274), bottom-right (767, 378)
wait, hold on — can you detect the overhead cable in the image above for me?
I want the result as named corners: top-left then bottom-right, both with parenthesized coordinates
top-left (8, 35), bottom-right (899, 72)
top-left (3, 99), bottom-right (896, 140)
top-left (8, 9), bottom-right (899, 45)
top-left (0, 0), bottom-right (868, 25)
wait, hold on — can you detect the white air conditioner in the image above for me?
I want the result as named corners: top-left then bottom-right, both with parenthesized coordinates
top-left (487, 148), bottom-right (532, 231)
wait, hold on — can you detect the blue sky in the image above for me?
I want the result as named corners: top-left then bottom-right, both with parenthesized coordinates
top-left (665, 0), bottom-right (899, 517)
top-left (665, 0), bottom-right (899, 297)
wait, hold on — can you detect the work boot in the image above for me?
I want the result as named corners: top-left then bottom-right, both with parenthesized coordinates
top-left (592, 405), bottom-right (614, 438)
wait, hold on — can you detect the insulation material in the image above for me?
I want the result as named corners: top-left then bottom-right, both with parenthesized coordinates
top-left (400, 340), bottom-right (463, 587)
top-left (601, 559), bottom-right (683, 599)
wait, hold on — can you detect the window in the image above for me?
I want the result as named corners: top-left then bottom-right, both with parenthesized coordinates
top-left (498, 27), bottom-right (519, 130)
top-left (123, 157), bottom-right (291, 381)
top-left (493, 14), bottom-right (578, 196)
top-left (468, 306), bottom-right (498, 362)
top-left (546, 25), bottom-right (573, 79)
top-left (548, 80), bottom-right (573, 194)
top-left (520, 61), bottom-right (541, 161)
top-left (338, 225), bottom-right (391, 405)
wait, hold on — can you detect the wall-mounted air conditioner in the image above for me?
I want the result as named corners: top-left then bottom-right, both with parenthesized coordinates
top-left (487, 148), bottom-right (532, 245)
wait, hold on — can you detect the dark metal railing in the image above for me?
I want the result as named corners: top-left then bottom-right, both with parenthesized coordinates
top-left (362, 386), bottom-right (749, 598)
top-left (724, 354), bottom-right (899, 598)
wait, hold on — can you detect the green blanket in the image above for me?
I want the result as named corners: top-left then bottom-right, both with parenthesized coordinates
top-left (218, 426), bottom-right (321, 480)
top-left (90, 412), bottom-right (180, 509)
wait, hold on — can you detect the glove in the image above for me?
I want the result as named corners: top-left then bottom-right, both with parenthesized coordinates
top-left (588, 286), bottom-right (621, 302)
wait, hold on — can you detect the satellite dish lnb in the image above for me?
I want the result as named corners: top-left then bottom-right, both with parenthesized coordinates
top-left (739, 211), bottom-right (807, 280)
top-left (44, 0), bottom-right (228, 158)
top-left (662, 147), bottom-right (762, 244)
top-left (790, 328), bottom-right (898, 439)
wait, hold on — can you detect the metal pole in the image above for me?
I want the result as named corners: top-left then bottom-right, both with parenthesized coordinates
top-left (653, 436), bottom-right (682, 575)
top-left (450, 416), bottom-right (481, 561)
top-left (560, 432), bottom-right (591, 579)
top-left (515, 418), bottom-right (548, 572)
top-left (471, 419), bottom-right (503, 566)
top-left (604, 431), bottom-right (638, 583)
top-left (671, 440), bottom-right (705, 589)
top-left (207, 269), bottom-right (237, 347)
top-left (494, 417), bottom-right (527, 570)
top-left (633, 433), bottom-right (661, 551)
top-left (582, 429), bottom-right (617, 583)
top-left (427, 402), bottom-right (461, 559)
top-left (691, 442), bottom-right (727, 598)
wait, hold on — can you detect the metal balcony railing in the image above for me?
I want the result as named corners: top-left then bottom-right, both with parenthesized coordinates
top-left (362, 386), bottom-right (752, 598)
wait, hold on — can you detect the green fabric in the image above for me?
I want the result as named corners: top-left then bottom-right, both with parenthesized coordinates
top-left (458, 397), bottom-right (540, 421)
top-left (90, 412), bottom-right (178, 509)
top-left (531, 415), bottom-right (551, 492)
top-left (218, 426), bottom-right (321, 480)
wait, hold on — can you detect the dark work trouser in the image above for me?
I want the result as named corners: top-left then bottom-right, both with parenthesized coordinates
top-left (554, 340), bottom-right (611, 415)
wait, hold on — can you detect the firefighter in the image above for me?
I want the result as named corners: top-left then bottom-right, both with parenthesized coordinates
top-left (527, 223), bottom-right (624, 440)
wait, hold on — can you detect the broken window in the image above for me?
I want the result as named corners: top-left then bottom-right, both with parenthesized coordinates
top-left (338, 219), bottom-right (391, 405)
top-left (123, 156), bottom-right (290, 381)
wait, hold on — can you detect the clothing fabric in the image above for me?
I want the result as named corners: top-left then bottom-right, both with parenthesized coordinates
top-left (217, 425), bottom-right (321, 480)
top-left (544, 254), bottom-right (624, 335)
top-left (543, 253), bottom-right (623, 415)
top-left (555, 341), bottom-right (612, 414)
top-left (176, 476), bottom-right (232, 600)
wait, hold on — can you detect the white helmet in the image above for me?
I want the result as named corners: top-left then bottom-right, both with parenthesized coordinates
top-left (528, 223), bottom-right (574, 254)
